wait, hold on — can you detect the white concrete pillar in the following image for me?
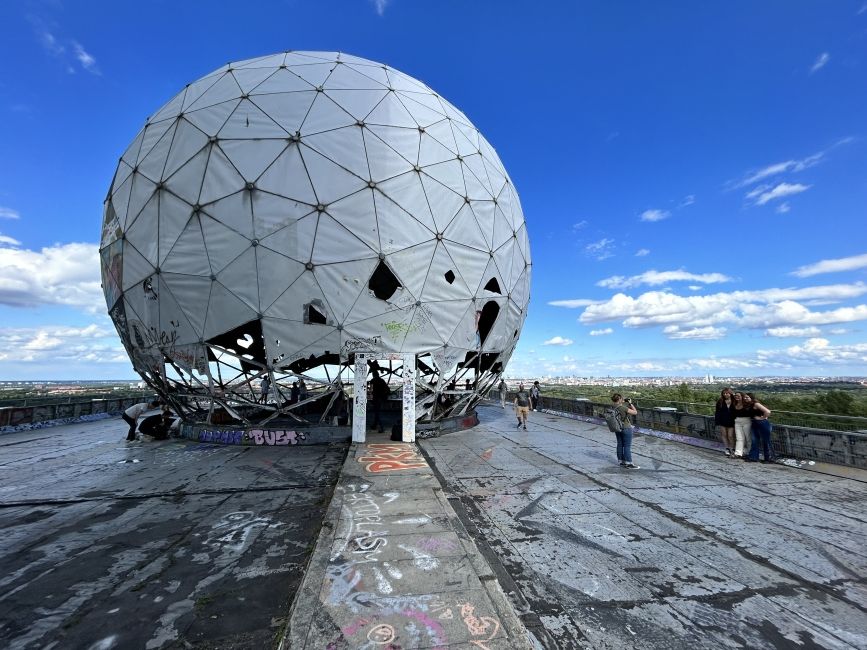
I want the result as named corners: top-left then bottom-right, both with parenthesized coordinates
top-left (352, 354), bottom-right (368, 443)
top-left (401, 353), bottom-right (416, 442)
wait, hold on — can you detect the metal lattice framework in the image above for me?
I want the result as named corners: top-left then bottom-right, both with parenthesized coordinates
top-left (100, 51), bottom-right (531, 426)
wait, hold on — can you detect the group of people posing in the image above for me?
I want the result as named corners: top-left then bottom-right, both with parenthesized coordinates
top-left (714, 388), bottom-right (774, 462)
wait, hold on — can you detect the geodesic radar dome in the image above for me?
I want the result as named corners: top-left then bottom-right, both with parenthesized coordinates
top-left (100, 51), bottom-right (530, 424)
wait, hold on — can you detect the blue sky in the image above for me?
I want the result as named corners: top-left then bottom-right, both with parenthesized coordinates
top-left (1, 0), bottom-right (866, 380)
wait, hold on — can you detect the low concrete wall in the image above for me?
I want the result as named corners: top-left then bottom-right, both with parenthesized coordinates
top-left (534, 395), bottom-right (867, 470)
top-left (179, 422), bottom-right (351, 446)
top-left (0, 396), bottom-right (155, 433)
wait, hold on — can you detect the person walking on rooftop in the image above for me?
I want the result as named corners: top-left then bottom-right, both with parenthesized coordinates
top-left (514, 383), bottom-right (530, 430)
top-left (612, 393), bottom-right (639, 469)
top-left (530, 381), bottom-right (541, 411)
top-left (122, 399), bottom-right (160, 441)
top-left (498, 379), bottom-right (508, 408)
top-left (715, 388), bottom-right (736, 457)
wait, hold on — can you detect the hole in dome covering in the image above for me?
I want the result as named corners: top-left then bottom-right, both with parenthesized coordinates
top-left (305, 300), bottom-right (328, 324)
top-left (444, 270), bottom-right (455, 284)
top-left (369, 260), bottom-right (401, 300)
top-left (206, 319), bottom-right (266, 372)
top-left (484, 277), bottom-right (501, 294)
top-left (478, 301), bottom-right (500, 345)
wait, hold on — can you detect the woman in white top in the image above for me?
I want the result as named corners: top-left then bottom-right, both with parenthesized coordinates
top-left (122, 399), bottom-right (160, 441)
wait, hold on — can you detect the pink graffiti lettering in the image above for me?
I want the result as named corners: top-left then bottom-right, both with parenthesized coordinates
top-left (358, 443), bottom-right (426, 473)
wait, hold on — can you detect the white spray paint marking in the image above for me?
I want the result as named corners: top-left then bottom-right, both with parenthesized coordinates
top-left (206, 511), bottom-right (281, 553)
top-left (372, 566), bottom-right (393, 594)
top-left (384, 562), bottom-right (403, 579)
top-left (398, 544), bottom-right (438, 570)
top-left (392, 515), bottom-right (431, 525)
top-left (87, 637), bottom-right (117, 650)
top-left (107, 608), bottom-right (119, 614)
top-left (153, 596), bottom-right (163, 603)
top-left (383, 492), bottom-right (400, 504)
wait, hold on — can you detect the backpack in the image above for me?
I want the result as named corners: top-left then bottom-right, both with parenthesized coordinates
top-left (603, 407), bottom-right (623, 433)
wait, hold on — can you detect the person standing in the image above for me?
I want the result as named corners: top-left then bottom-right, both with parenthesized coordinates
top-left (122, 399), bottom-right (160, 441)
top-left (530, 381), bottom-right (541, 411)
top-left (259, 375), bottom-right (271, 403)
top-left (612, 393), bottom-right (639, 469)
top-left (745, 393), bottom-right (773, 463)
top-left (732, 392), bottom-right (752, 458)
top-left (498, 379), bottom-right (508, 408)
top-left (714, 388), bottom-right (736, 457)
top-left (514, 383), bottom-right (531, 430)
top-left (370, 371), bottom-right (389, 433)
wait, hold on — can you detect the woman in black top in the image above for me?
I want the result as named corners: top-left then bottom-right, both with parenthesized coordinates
top-left (714, 388), bottom-right (736, 457)
top-left (745, 393), bottom-right (773, 462)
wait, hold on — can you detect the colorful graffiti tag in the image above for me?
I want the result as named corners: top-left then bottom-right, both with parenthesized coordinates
top-left (357, 443), bottom-right (427, 473)
top-left (247, 429), bottom-right (307, 446)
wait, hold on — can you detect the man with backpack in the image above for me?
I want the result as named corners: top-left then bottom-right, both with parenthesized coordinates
top-left (605, 393), bottom-right (639, 469)
top-left (514, 383), bottom-right (531, 430)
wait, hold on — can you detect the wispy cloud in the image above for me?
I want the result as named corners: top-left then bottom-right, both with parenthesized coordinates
top-left (635, 248), bottom-right (650, 257)
top-left (751, 182), bottom-right (811, 206)
top-left (0, 234), bottom-right (21, 246)
top-left (809, 52), bottom-right (830, 75)
top-left (639, 208), bottom-right (670, 222)
top-left (775, 202), bottom-right (791, 214)
top-left (72, 41), bottom-right (100, 75)
top-left (572, 220), bottom-right (588, 231)
top-left (792, 252), bottom-right (867, 278)
top-left (859, 3), bottom-right (867, 14)
top-left (589, 328), bottom-right (613, 336)
top-left (585, 237), bottom-right (615, 260)
top-left (547, 298), bottom-right (605, 308)
top-left (0, 206), bottom-right (21, 219)
top-left (679, 194), bottom-right (696, 208)
top-left (597, 269), bottom-right (733, 290)
top-left (371, 0), bottom-right (390, 15)
top-left (663, 325), bottom-right (726, 340)
top-left (766, 326), bottom-right (821, 338)
top-left (543, 336), bottom-right (573, 346)
top-left (0, 324), bottom-right (125, 364)
top-left (32, 20), bottom-right (99, 75)
top-left (732, 138), bottom-right (852, 189)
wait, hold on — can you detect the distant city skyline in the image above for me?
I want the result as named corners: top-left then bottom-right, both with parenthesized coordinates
top-left (0, 2), bottom-right (865, 380)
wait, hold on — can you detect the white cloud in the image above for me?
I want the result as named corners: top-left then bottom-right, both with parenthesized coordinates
top-left (827, 328), bottom-right (850, 335)
top-left (72, 41), bottom-right (100, 75)
top-left (775, 202), bottom-right (791, 214)
top-left (578, 283), bottom-right (867, 333)
top-left (0, 234), bottom-right (21, 246)
top-left (597, 269), bottom-right (733, 290)
top-left (0, 241), bottom-right (102, 311)
top-left (543, 336), bottom-right (573, 346)
top-left (751, 182), bottom-right (811, 205)
top-left (547, 298), bottom-right (605, 308)
top-left (585, 238), bottom-right (615, 260)
top-left (760, 338), bottom-right (867, 366)
top-left (589, 328), bottom-right (613, 336)
top-left (635, 248), bottom-right (650, 257)
top-left (687, 285), bottom-right (702, 291)
top-left (640, 209), bottom-right (670, 222)
top-left (766, 326), bottom-right (821, 338)
top-left (0, 324), bottom-right (123, 364)
top-left (663, 325), bottom-right (727, 340)
top-left (0, 207), bottom-right (20, 220)
top-left (372, 0), bottom-right (390, 15)
top-left (572, 220), bottom-right (588, 231)
top-left (809, 52), bottom-right (830, 74)
top-left (679, 195), bottom-right (696, 207)
top-left (732, 140), bottom-right (853, 189)
top-left (791, 252), bottom-right (867, 278)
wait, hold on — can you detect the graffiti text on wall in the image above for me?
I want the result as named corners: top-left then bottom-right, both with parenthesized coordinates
top-left (247, 429), bottom-right (307, 446)
top-left (199, 429), bottom-right (244, 445)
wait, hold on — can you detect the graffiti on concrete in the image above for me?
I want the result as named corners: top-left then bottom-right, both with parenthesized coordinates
top-left (205, 511), bottom-right (282, 553)
top-left (198, 429), bottom-right (244, 445)
top-left (246, 429), bottom-right (307, 446)
top-left (357, 443), bottom-right (426, 473)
